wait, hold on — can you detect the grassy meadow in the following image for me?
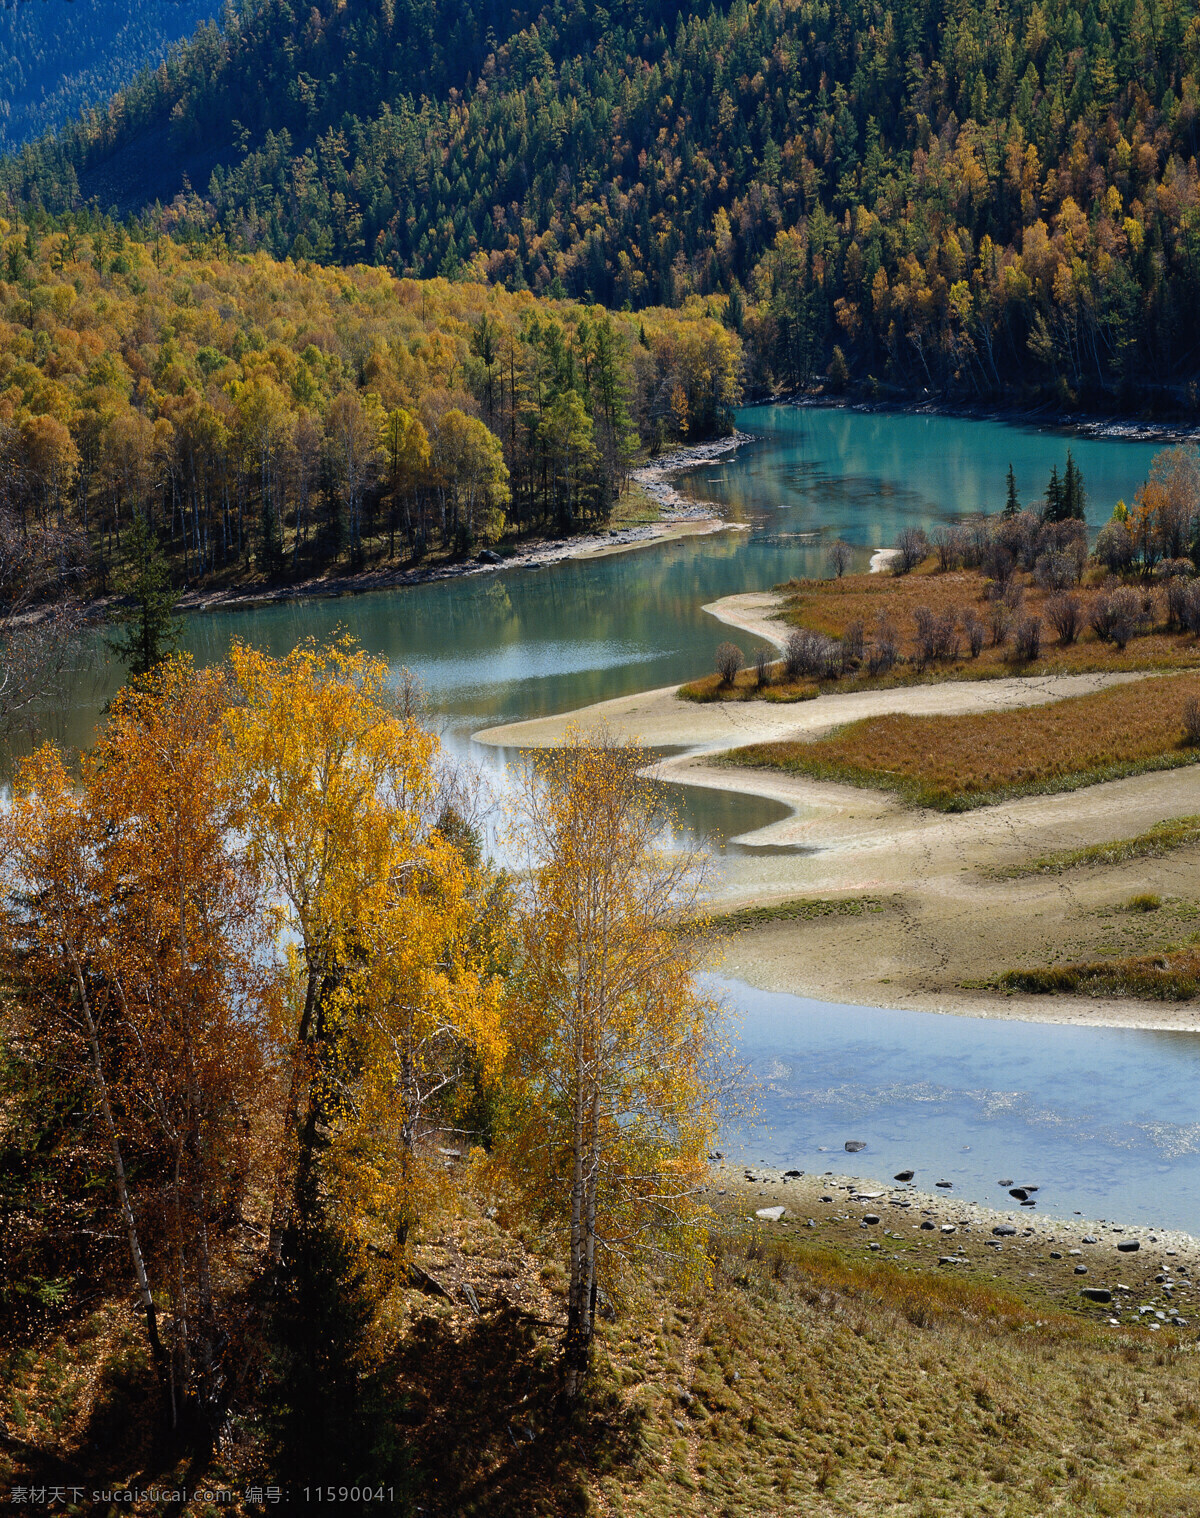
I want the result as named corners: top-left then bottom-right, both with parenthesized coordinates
top-left (724, 673), bottom-right (1200, 812)
top-left (8, 1174), bottom-right (1200, 1516)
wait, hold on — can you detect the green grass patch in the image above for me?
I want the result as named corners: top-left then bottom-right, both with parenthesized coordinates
top-left (997, 946), bottom-right (1200, 1001)
top-left (992, 815), bottom-right (1200, 878)
top-left (708, 895), bottom-right (885, 931)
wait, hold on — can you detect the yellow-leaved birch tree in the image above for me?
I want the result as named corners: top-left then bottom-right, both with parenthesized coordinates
top-left (224, 636), bottom-right (507, 1260)
top-left (503, 728), bottom-right (723, 1397)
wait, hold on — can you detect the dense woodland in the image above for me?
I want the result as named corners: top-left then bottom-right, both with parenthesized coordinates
top-left (6, 0), bottom-right (1200, 403)
top-left (0, 0), bottom-right (220, 155)
top-left (0, 214), bottom-right (741, 596)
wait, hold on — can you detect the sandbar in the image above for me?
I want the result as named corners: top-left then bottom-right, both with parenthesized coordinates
top-left (475, 594), bottom-right (1200, 1031)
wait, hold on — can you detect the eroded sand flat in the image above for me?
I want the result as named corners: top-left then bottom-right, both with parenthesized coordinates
top-left (475, 595), bottom-right (1200, 1031)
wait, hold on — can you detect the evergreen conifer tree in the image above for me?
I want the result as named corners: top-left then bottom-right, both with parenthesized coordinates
top-left (1044, 465), bottom-right (1064, 522)
top-left (1004, 463), bottom-right (1020, 517)
top-left (1062, 451), bottom-right (1086, 519)
top-left (109, 513), bottom-right (182, 678)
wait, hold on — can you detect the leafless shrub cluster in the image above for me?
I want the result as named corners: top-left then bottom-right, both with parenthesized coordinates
top-left (866, 615), bottom-right (900, 676)
top-left (784, 628), bottom-right (842, 680)
top-left (933, 526), bottom-right (965, 571)
top-left (1184, 698), bottom-right (1200, 747)
top-left (1165, 577), bottom-right (1200, 635)
top-left (912, 606), bottom-right (960, 670)
top-left (1009, 615), bottom-right (1042, 663)
top-left (962, 607), bottom-right (985, 657)
top-left (1045, 593), bottom-right (1082, 646)
top-left (714, 641), bottom-right (743, 684)
top-left (892, 527), bottom-right (928, 575)
top-left (1089, 586), bottom-right (1147, 650)
top-left (826, 538), bottom-right (852, 578)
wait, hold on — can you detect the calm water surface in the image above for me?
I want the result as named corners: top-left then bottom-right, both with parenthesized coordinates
top-left (53, 405), bottom-right (1200, 1229)
top-left (721, 978), bottom-right (1200, 1234)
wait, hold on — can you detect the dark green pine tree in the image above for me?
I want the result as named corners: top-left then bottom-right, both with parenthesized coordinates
top-left (1043, 465), bottom-right (1064, 523)
top-left (109, 512), bottom-right (182, 678)
top-left (1004, 463), bottom-right (1020, 518)
top-left (1062, 451), bottom-right (1087, 520)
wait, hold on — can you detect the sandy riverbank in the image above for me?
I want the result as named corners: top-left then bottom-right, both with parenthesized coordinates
top-left (475, 595), bottom-right (1200, 1031)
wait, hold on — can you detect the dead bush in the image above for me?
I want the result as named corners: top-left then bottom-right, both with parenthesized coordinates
top-left (715, 641), bottom-right (743, 684)
top-left (841, 618), bottom-right (865, 668)
top-left (1090, 587), bottom-right (1143, 650)
top-left (893, 526), bottom-right (928, 574)
top-left (867, 616), bottom-right (900, 675)
top-left (826, 538), bottom-right (852, 578)
top-left (1184, 699), bottom-right (1200, 747)
top-left (1045, 593), bottom-right (1082, 646)
top-left (962, 607), bottom-right (985, 658)
top-left (1010, 615), bottom-right (1042, 663)
top-left (784, 629), bottom-right (842, 680)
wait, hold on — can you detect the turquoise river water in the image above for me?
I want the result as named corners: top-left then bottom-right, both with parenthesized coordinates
top-left (52, 404), bottom-right (1200, 1232)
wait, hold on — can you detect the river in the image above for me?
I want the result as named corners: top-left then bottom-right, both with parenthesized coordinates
top-left (50, 403), bottom-right (1200, 1231)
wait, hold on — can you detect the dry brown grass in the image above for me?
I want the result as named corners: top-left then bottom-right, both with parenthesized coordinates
top-left (679, 667), bottom-right (818, 703)
top-left (9, 1179), bottom-right (1200, 1516)
top-left (685, 565), bottom-right (1200, 706)
top-left (1000, 945), bottom-right (1200, 1000)
top-left (727, 671), bottom-right (1200, 810)
top-left (780, 563), bottom-right (1200, 678)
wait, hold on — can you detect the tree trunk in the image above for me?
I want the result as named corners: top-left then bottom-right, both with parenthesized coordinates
top-left (68, 948), bottom-right (166, 1382)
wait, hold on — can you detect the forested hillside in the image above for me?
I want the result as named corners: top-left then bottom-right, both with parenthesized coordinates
top-left (0, 0), bottom-right (220, 153)
top-left (0, 211), bottom-right (739, 592)
top-left (5, 0), bottom-right (1200, 405)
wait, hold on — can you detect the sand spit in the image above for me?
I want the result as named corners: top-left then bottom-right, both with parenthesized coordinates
top-left (475, 597), bottom-right (1200, 1030)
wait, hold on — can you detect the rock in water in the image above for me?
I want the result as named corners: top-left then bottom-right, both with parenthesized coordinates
top-left (936, 1180), bottom-right (953, 1189)
top-left (894, 1169), bottom-right (915, 1182)
top-left (845, 1141), bottom-right (867, 1152)
top-left (1009, 1188), bottom-right (1029, 1201)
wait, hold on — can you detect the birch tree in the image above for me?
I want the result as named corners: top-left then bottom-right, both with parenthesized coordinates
top-left (503, 728), bottom-right (722, 1397)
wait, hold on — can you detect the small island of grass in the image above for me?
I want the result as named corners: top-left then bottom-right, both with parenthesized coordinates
top-left (722, 671), bottom-right (1200, 811)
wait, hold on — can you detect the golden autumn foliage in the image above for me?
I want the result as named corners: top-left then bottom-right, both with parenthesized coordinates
top-left (500, 728), bottom-right (724, 1392)
top-left (0, 226), bottom-right (741, 591)
top-left (1, 641), bottom-right (729, 1441)
top-left (223, 636), bottom-right (508, 1259)
top-left (0, 657), bottom-right (279, 1429)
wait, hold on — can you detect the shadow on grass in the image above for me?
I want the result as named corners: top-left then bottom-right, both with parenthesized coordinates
top-left (391, 1302), bottom-right (648, 1518)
